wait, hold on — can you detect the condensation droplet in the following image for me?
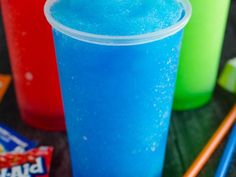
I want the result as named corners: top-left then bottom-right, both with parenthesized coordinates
top-left (151, 146), bottom-right (156, 152)
top-left (151, 142), bottom-right (157, 152)
top-left (82, 136), bottom-right (88, 141)
top-left (160, 121), bottom-right (164, 126)
top-left (163, 111), bottom-right (169, 119)
top-left (167, 59), bottom-right (171, 65)
top-left (22, 32), bottom-right (27, 36)
top-left (25, 72), bottom-right (33, 81)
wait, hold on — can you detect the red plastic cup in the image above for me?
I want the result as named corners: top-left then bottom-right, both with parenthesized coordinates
top-left (1, 0), bottom-right (65, 131)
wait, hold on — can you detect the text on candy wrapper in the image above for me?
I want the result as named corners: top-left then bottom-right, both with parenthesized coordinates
top-left (0, 157), bottom-right (47, 177)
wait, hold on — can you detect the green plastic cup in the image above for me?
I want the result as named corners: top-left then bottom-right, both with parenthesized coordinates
top-left (173, 0), bottom-right (231, 110)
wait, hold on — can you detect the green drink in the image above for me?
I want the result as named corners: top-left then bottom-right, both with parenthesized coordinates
top-left (174, 0), bottom-right (231, 110)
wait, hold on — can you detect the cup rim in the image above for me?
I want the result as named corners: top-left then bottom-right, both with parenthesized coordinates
top-left (44, 0), bottom-right (192, 46)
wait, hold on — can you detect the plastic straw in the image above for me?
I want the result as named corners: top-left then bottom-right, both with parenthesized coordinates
top-left (215, 123), bottom-right (236, 177)
top-left (183, 104), bottom-right (236, 177)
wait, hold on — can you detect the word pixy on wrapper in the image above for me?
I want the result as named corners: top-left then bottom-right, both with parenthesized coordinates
top-left (0, 147), bottom-right (53, 177)
top-left (0, 74), bottom-right (11, 103)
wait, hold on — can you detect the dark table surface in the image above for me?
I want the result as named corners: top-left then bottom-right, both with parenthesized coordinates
top-left (0, 1), bottom-right (236, 177)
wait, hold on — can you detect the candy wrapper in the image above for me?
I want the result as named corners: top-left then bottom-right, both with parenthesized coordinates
top-left (0, 147), bottom-right (53, 177)
top-left (0, 74), bottom-right (11, 103)
top-left (0, 124), bottom-right (36, 153)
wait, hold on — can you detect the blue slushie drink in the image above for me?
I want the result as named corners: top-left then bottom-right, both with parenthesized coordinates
top-left (44, 0), bottom-right (191, 176)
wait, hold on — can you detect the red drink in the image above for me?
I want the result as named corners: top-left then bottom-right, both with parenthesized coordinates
top-left (1, 0), bottom-right (65, 131)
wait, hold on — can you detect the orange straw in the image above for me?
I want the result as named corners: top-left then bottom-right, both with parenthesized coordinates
top-left (183, 104), bottom-right (236, 177)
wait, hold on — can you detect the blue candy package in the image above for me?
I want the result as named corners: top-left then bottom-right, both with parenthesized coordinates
top-left (0, 124), bottom-right (36, 153)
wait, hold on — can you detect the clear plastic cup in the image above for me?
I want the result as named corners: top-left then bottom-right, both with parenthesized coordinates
top-left (45, 0), bottom-right (191, 176)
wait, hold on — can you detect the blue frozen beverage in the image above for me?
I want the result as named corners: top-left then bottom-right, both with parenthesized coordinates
top-left (44, 0), bottom-right (191, 176)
